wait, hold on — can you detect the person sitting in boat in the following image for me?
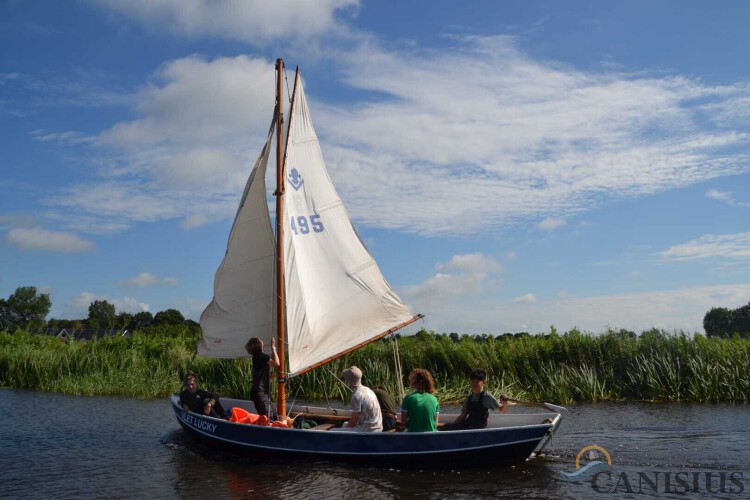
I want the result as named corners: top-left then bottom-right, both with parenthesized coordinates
top-left (179, 372), bottom-right (229, 419)
top-left (330, 366), bottom-right (383, 432)
top-left (401, 369), bottom-right (440, 432)
top-left (372, 385), bottom-right (399, 431)
top-left (245, 337), bottom-right (280, 419)
top-left (439, 369), bottom-right (508, 431)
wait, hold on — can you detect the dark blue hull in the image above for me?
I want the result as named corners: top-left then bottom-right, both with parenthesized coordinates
top-left (171, 397), bottom-right (559, 466)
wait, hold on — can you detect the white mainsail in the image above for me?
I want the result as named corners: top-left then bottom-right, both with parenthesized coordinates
top-left (283, 73), bottom-right (414, 376)
top-left (197, 120), bottom-right (277, 358)
top-left (197, 70), bottom-right (416, 376)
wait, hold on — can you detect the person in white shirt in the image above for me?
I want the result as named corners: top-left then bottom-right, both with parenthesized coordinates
top-left (330, 366), bottom-right (383, 432)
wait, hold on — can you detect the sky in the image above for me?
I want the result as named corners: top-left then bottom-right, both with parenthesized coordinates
top-left (1, 0), bottom-right (749, 335)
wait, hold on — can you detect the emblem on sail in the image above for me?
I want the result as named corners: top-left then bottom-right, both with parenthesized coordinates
top-left (288, 168), bottom-right (303, 191)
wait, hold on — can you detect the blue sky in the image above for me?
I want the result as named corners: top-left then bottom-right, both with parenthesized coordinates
top-left (2, 0), bottom-right (749, 335)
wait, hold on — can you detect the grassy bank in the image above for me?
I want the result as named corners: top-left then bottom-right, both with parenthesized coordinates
top-left (1, 329), bottom-right (748, 404)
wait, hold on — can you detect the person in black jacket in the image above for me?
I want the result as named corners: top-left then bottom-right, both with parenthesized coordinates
top-left (179, 372), bottom-right (229, 419)
top-left (244, 337), bottom-right (280, 418)
top-left (439, 369), bottom-right (507, 431)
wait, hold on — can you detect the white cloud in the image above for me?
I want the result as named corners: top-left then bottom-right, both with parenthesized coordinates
top-left (66, 292), bottom-right (149, 316)
top-left (34, 35), bottom-right (750, 238)
top-left (402, 253), bottom-right (501, 303)
top-left (99, 55), bottom-right (274, 148)
top-left (120, 272), bottom-right (178, 288)
top-left (514, 293), bottom-right (536, 303)
top-left (43, 55), bottom-right (276, 233)
top-left (705, 188), bottom-right (749, 207)
top-left (402, 272), bottom-right (487, 302)
top-left (315, 36), bottom-right (750, 236)
top-left (65, 292), bottom-right (106, 317)
top-left (5, 227), bottom-right (94, 252)
top-left (113, 297), bottom-right (150, 313)
top-left (95, 0), bottom-right (358, 44)
top-left (436, 253), bottom-right (502, 274)
top-left (158, 148), bottom-right (246, 189)
top-left (658, 231), bottom-right (750, 261)
top-left (536, 217), bottom-right (567, 231)
top-left (412, 284), bottom-right (750, 335)
top-left (32, 130), bottom-right (94, 145)
top-left (706, 188), bottom-right (732, 202)
top-left (180, 213), bottom-right (209, 230)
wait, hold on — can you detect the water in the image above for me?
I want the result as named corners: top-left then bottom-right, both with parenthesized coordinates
top-left (1, 389), bottom-right (748, 499)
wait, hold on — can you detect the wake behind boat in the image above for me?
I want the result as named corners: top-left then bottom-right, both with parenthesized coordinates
top-left (171, 58), bottom-right (565, 466)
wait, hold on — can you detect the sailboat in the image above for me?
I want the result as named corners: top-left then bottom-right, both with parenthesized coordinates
top-left (171, 59), bottom-right (565, 466)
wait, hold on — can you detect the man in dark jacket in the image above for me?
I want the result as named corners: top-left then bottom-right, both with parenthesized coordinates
top-left (179, 372), bottom-right (229, 419)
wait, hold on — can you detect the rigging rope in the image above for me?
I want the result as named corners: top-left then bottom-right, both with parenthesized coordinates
top-left (392, 335), bottom-right (406, 403)
top-left (324, 366), bottom-right (352, 412)
top-left (283, 63), bottom-right (292, 104)
top-left (286, 375), bottom-right (304, 418)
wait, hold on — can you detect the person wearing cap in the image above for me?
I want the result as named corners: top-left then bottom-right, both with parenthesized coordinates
top-left (330, 366), bottom-right (383, 432)
top-left (179, 372), bottom-right (229, 419)
top-left (439, 368), bottom-right (507, 431)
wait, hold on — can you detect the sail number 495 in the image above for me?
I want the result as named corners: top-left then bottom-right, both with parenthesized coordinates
top-left (290, 214), bottom-right (324, 235)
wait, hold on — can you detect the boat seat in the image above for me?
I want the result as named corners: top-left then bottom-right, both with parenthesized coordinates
top-left (310, 424), bottom-right (335, 431)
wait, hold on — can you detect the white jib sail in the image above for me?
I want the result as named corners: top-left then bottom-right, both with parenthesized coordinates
top-left (283, 73), bottom-right (415, 376)
top-left (198, 120), bottom-right (277, 358)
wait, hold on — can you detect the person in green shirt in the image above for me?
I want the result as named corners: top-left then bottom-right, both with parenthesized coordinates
top-left (400, 368), bottom-right (440, 432)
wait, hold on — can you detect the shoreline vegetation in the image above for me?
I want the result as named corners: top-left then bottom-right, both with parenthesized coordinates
top-left (1, 328), bottom-right (748, 405)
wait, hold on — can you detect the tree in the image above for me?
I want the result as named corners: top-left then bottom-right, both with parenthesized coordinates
top-left (116, 312), bottom-right (133, 329)
top-left (131, 311), bottom-right (153, 330)
top-left (88, 300), bottom-right (116, 329)
top-left (46, 318), bottom-right (83, 331)
top-left (0, 298), bottom-right (10, 331)
top-left (730, 303), bottom-right (750, 338)
top-left (153, 308), bottom-right (185, 326)
top-left (703, 307), bottom-right (734, 338)
top-left (615, 328), bottom-right (637, 340)
top-left (3, 286), bottom-right (52, 330)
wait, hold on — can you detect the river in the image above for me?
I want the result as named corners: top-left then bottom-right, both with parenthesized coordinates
top-left (1, 390), bottom-right (748, 499)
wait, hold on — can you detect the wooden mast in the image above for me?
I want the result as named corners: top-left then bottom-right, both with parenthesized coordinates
top-left (274, 58), bottom-right (287, 418)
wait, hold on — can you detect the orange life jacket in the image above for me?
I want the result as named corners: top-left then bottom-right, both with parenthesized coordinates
top-left (229, 407), bottom-right (269, 426)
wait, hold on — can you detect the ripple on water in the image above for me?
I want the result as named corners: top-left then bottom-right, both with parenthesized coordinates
top-left (2, 391), bottom-right (749, 499)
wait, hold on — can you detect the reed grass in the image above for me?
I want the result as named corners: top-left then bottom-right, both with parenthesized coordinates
top-left (1, 328), bottom-right (748, 404)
